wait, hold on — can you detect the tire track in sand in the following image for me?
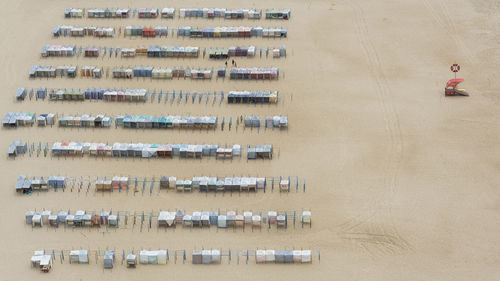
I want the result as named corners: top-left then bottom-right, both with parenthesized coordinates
top-left (338, 1), bottom-right (412, 257)
top-left (422, 0), bottom-right (474, 64)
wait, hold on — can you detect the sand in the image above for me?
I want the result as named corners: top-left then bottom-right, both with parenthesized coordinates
top-left (0, 0), bottom-right (499, 280)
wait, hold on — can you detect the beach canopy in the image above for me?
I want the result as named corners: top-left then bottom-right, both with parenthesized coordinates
top-left (446, 78), bottom-right (464, 88)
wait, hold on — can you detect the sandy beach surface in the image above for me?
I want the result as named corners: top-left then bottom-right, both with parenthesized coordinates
top-left (0, 0), bottom-right (499, 280)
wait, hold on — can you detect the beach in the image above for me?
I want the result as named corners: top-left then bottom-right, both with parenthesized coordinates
top-left (0, 0), bottom-right (499, 280)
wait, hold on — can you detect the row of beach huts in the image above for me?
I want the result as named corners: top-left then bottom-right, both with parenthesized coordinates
top-left (32, 247), bottom-right (310, 272)
top-left (48, 142), bottom-right (272, 159)
top-left (3, 112), bottom-right (288, 129)
top-left (64, 8), bottom-right (290, 20)
top-left (54, 25), bottom-right (287, 38)
top-left (15, 88), bottom-right (280, 104)
top-left (8, 141), bottom-right (273, 159)
top-left (16, 175), bottom-right (294, 193)
top-left (29, 65), bottom-right (280, 80)
top-left (23, 7), bottom-right (311, 274)
top-left (25, 209), bottom-right (310, 228)
top-left (41, 45), bottom-right (286, 59)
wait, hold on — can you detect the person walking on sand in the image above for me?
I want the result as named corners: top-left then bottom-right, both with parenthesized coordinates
top-left (225, 61), bottom-right (228, 67)
top-left (232, 59), bottom-right (234, 66)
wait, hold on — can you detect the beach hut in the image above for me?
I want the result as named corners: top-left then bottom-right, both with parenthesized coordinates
top-left (174, 210), bottom-right (184, 225)
top-left (95, 179), bottom-right (112, 191)
top-left (201, 212), bottom-right (210, 226)
top-left (37, 115), bottom-right (47, 126)
top-left (31, 178), bottom-right (48, 191)
top-left (160, 176), bottom-right (169, 189)
top-left (268, 211), bottom-right (277, 224)
top-left (277, 214), bottom-right (286, 227)
top-left (226, 211), bottom-right (236, 227)
top-left (293, 250), bottom-right (302, 263)
top-left (235, 215), bottom-right (244, 227)
top-left (280, 179), bottom-right (290, 191)
top-left (138, 8), bottom-right (159, 18)
top-left (175, 180), bottom-right (184, 192)
top-left (301, 250), bottom-right (312, 263)
top-left (15, 88), bottom-right (26, 101)
top-left (275, 251), bottom-right (286, 263)
top-left (265, 250), bottom-right (275, 263)
top-left (246, 147), bottom-right (256, 160)
top-left (100, 211), bottom-right (109, 225)
top-left (158, 211), bottom-right (169, 227)
top-left (47, 176), bottom-right (65, 190)
top-left (161, 8), bottom-right (175, 18)
top-left (142, 28), bottom-right (156, 37)
top-left (183, 214), bottom-right (192, 226)
top-left (82, 213), bottom-right (92, 226)
top-left (8, 141), bottom-right (27, 157)
top-left (167, 177), bottom-right (176, 189)
top-left (243, 212), bottom-right (253, 224)
top-left (26, 211), bottom-right (35, 224)
top-left (57, 211), bottom-right (68, 224)
top-left (167, 212), bottom-right (176, 227)
top-left (108, 215), bottom-right (118, 227)
top-left (111, 176), bottom-right (128, 190)
top-left (91, 214), bottom-right (100, 226)
top-left (284, 251), bottom-right (294, 263)
top-left (256, 250), bottom-right (266, 263)
top-left (15, 175), bottom-right (30, 193)
top-left (256, 178), bottom-right (266, 190)
top-left (192, 211), bottom-right (202, 226)
top-left (65, 214), bottom-right (74, 226)
top-left (248, 10), bottom-right (261, 19)
top-left (120, 48), bottom-right (135, 58)
top-left (127, 254), bottom-right (137, 267)
top-left (266, 9), bottom-right (291, 20)
top-left (201, 250), bottom-right (212, 264)
top-left (41, 210), bottom-right (51, 225)
top-left (74, 210), bottom-right (85, 226)
top-left (209, 211), bottom-right (218, 225)
top-left (244, 116), bottom-right (261, 128)
top-left (211, 250), bottom-right (221, 264)
top-left (302, 211), bottom-right (312, 224)
top-left (69, 250), bottom-right (89, 264)
top-left (192, 250), bottom-right (202, 264)
top-left (217, 215), bottom-right (227, 228)
top-left (117, 9), bottom-right (130, 18)
top-left (154, 27), bottom-right (168, 36)
top-left (104, 250), bottom-right (115, 269)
